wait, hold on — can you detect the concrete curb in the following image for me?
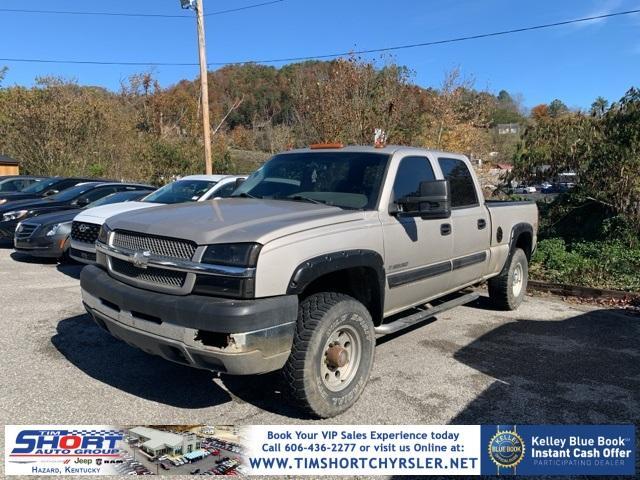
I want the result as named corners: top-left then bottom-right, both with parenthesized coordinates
top-left (528, 280), bottom-right (640, 301)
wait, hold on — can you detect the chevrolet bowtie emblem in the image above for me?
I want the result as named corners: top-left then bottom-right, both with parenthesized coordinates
top-left (132, 250), bottom-right (152, 268)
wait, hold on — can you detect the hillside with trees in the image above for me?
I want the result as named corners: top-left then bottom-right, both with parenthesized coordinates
top-left (0, 57), bottom-right (526, 182)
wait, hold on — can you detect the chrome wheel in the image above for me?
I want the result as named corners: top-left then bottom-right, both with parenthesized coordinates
top-left (512, 263), bottom-right (524, 297)
top-left (320, 321), bottom-right (362, 392)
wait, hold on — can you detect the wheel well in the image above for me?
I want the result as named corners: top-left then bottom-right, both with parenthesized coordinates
top-left (515, 231), bottom-right (533, 260)
top-left (299, 267), bottom-right (383, 326)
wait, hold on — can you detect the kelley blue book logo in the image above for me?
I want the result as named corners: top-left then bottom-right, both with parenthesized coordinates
top-left (481, 425), bottom-right (635, 476)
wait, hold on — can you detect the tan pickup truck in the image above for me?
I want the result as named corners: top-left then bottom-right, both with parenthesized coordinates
top-left (80, 145), bottom-right (538, 417)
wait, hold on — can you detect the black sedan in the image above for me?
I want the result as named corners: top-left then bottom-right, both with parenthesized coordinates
top-left (0, 182), bottom-right (151, 244)
top-left (0, 176), bottom-right (98, 205)
top-left (0, 176), bottom-right (49, 194)
top-left (13, 189), bottom-right (153, 260)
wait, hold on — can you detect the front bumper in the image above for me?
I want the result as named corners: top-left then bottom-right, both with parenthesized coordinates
top-left (80, 265), bottom-right (298, 375)
top-left (0, 220), bottom-right (18, 240)
top-left (14, 234), bottom-right (68, 258)
top-left (69, 241), bottom-right (97, 264)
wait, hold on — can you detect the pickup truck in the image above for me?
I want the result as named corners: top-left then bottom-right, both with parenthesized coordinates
top-left (80, 145), bottom-right (537, 418)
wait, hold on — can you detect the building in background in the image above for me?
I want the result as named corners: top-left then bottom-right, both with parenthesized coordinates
top-left (496, 123), bottom-right (521, 135)
top-left (128, 426), bottom-right (200, 457)
top-left (0, 155), bottom-right (19, 176)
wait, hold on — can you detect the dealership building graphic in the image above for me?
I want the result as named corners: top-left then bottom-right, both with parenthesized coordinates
top-left (128, 427), bottom-right (201, 457)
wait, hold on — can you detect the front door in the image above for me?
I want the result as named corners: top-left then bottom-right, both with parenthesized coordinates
top-left (382, 155), bottom-right (454, 314)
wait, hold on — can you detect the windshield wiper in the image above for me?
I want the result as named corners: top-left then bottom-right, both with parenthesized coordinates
top-left (286, 194), bottom-right (328, 205)
top-left (231, 192), bottom-right (259, 199)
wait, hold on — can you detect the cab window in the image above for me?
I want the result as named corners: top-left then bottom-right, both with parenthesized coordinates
top-left (392, 156), bottom-right (436, 213)
top-left (437, 158), bottom-right (478, 208)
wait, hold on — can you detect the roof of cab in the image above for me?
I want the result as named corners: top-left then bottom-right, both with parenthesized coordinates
top-left (280, 145), bottom-right (468, 158)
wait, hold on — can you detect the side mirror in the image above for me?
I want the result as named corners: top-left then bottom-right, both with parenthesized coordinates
top-left (234, 178), bottom-right (246, 189)
top-left (43, 189), bottom-right (58, 197)
top-left (395, 179), bottom-right (451, 219)
top-left (74, 197), bottom-right (90, 207)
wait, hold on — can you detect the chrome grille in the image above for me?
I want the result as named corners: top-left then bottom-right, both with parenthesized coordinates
top-left (71, 221), bottom-right (101, 244)
top-left (111, 257), bottom-right (187, 287)
top-left (15, 222), bottom-right (39, 240)
top-left (112, 230), bottom-right (196, 260)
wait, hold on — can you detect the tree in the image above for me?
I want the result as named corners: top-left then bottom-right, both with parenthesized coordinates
top-left (531, 104), bottom-right (549, 121)
top-left (513, 112), bottom-right (600, 182)
top-left (419, 68), bottom-right (493, 159)
top-left (0, 66), bottom-right (7, 86)
top-left (290, 55), bottom-right (419, 145)
top-left (548, 99), bottom-right (569, 117)
top-left (583, 88), bottom-right (640, 227)
top-left (590, 96), bottom-right (609, 118)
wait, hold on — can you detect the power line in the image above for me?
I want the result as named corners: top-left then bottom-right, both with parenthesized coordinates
top-left (0, 0), bottom-right (284, 19)
top-left (0, 9), bottom-right (638, 67)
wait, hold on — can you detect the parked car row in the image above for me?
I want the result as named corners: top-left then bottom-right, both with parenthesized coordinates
top-left (117, 451), bottom-right (154, 475)
top-left (204, 438), bottom-right (243, 455)
top-left (200, 458), bottom-right (240, 476)
top-left (0, 174), bottom-right (246, 262)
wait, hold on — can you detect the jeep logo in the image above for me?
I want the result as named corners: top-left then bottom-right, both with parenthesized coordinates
top-left (131, 250), bottom-right (152, 269)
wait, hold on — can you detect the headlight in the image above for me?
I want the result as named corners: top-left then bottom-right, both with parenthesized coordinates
top-left (195, 243), bottom-right (262, 298)
top-left (0, 199), bottom-right (7, 205)
top-left (45, 223), bottom-right (62, 237)
top-left (97, 224), bottom-right (113, 244)
top-left (200, 243), bottom-right (262, 267)
top-left (2, 210), bottom-right (28, 222)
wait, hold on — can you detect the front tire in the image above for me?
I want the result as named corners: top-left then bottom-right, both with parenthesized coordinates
top-left (282, 292), bottom-right (375, 418)
top-left (488, 247), bottom-right (528, 310)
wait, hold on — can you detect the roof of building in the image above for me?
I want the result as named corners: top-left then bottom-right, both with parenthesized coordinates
top-left (184, 450), bottom-right (206, 460)
top-left (129, 427), bottom-right (185, 450)
top-left (0, 154), bottom-right (19, 166)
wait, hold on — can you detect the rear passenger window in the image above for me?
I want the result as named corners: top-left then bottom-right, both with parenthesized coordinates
top-left (393, 156), bottom-right (436, 213)
top-left (438, 158), bottom-right (478, 208)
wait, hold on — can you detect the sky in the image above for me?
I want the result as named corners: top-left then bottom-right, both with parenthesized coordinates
top-left (1, 0), bottom-right (639, 109)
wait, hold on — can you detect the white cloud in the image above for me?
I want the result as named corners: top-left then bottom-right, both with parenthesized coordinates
top-left (572, 0), bottom-right (624, 29)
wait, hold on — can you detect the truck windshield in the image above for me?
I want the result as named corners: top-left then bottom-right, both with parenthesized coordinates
top-left (142, 179), bottom-right (217, 204)
top-left (232, 152), bottom-right (389, 210)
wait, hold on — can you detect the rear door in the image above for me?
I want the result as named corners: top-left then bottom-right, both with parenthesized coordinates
top-left (437, 157), bottom-right (490, 287)
top-left (382, 155), bottom-right (454, 314)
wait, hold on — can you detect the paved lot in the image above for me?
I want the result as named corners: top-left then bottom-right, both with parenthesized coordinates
top-left (1, 247), bottom-right (638, 477)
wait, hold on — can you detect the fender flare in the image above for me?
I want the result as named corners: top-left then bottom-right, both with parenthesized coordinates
top-left (509, 222), bottom-right (534, 259)
top-left (498, 222), bottom-right (534, 275)
top-left (286, 249), bottom-right (386, 317)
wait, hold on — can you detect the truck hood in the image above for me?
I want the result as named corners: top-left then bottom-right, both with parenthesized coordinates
top-left (74, 201), bottom-right (162, 225)
top-left (106, 198), bottom-right (363, 245)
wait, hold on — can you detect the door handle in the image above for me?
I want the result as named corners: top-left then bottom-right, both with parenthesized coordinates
top-left (477, 219), bottom-right (487, 230)
top-left (440, 223), bottom-right (452, 236)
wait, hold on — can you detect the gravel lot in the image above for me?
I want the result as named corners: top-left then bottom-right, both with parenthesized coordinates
top-left (1, 247), bottom-right (638, 477)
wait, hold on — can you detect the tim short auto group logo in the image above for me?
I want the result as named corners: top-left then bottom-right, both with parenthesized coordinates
top-left (6, 427), bottom-right (124, 474)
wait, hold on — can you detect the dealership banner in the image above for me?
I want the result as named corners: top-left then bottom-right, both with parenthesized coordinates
top-left (4, 424), bottom-right (636, 476)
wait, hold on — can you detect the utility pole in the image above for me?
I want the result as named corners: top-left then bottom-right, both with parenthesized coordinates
top-left (181, 0), bottom-right (213, 174)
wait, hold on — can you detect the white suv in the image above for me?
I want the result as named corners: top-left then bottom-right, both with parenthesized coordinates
top-left (69, 174), bottom-right (245, 264)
